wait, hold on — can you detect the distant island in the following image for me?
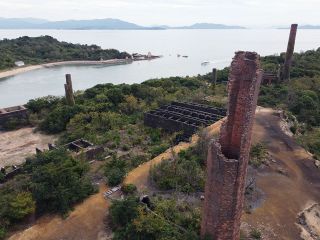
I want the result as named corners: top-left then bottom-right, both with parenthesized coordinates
top-left (277, 25), bottom-right (320, 29)
top-left (171, 23), bottom-right (245, 29)
top-left (0, 17), bottom-right (245, 30)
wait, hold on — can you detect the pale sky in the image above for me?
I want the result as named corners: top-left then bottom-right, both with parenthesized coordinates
top-left (0, 0), bottom-right (319, 27)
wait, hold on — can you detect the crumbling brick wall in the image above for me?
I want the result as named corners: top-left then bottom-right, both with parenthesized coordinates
top-left (201, 51), bottom-right (263, 239)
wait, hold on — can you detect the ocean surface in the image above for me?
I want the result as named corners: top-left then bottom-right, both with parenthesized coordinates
top-left (0, 29), bottom-right (320, 107)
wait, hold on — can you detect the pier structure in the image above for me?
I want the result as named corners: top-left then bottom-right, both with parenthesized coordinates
top-left (201, 51), bottom-right (262, 239)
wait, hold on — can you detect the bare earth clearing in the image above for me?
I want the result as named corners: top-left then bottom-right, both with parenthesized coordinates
top-left (0, 127), bottom-right (57, 168)
top-left (7, 108), bottom-right (320, 240)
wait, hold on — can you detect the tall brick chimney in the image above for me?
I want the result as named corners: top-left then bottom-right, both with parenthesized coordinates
top-left (65, 74), bottom-right (75, 106)
top-left (281, 24), bottom-right (298, 81)
top-left (201, 51), bottom-right (263, 240)
top-left (212, 68), bottom-right (217, 85)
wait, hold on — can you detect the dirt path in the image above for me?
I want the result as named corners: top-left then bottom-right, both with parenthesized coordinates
top-left (0, 128), bottom-right (57, 168)
top-left (8, 184), bottom-right (109, 240)
top-left (243, 108), bottom-right (320, 240)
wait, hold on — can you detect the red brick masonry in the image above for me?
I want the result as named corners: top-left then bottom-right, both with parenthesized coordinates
top-left (282, 24), bottom-right (298, 81)
top-left (201, 51), bottom-right (263, 239)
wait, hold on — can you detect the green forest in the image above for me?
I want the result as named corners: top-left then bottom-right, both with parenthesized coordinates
top-left (0, 36), bottom-right (130, 70)
top-left (1, 45), bottom-right (320, 239)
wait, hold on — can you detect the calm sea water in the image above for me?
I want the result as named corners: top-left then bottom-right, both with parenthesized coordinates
top-left (0, 29), bottom-right (320, 107)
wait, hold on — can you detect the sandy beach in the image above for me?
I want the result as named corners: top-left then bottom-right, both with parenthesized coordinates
top-left (0, 59), bottom-right (133, 79)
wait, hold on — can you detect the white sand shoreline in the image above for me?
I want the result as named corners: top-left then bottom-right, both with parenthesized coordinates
top-left (0, 59), bottom-right (133, 79)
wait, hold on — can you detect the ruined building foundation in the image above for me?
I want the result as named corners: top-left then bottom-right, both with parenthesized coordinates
top-left (201, 51), bottom-right (263, 239)
top-left (282, 24), bottom-right (298, 81)
top-left (64, 74), bottom-right (75, 106)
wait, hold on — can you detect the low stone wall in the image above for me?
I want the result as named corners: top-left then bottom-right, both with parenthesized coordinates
top-left (0, 105), bottom-right (28, 125)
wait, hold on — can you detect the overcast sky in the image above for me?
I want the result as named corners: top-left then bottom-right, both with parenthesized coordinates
top-left (0, 0), bottom-right (318, 27)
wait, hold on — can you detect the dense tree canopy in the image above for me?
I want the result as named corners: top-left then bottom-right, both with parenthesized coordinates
top-left (25, 149), bottom-right (94, 214)
top-left (0, 36), bottom-right (130, 69)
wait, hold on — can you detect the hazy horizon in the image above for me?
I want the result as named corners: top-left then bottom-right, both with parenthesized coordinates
top-left (0, 0), bottom-right (319, 28)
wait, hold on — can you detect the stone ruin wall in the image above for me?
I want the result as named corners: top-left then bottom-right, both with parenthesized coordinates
top-left (201, 51), bottom-right (263, 239)
top-left (0, 105), bottom-right (28, 125)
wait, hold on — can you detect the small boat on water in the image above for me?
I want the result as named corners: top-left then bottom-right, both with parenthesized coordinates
top-left (201, 61), bottom-right (210, 65)
top-left (182, 55), bottom-right (188, 58)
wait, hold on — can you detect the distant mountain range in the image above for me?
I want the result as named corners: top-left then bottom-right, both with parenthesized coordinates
top-left (0, 18), bottom-right (245, 30)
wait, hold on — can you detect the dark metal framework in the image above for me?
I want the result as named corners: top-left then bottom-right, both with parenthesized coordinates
top-left (144, 102), bottom-right (226, 138)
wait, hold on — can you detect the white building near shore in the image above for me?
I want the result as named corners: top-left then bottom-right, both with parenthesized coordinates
top-left (14, 61), bottom-right (25, 67)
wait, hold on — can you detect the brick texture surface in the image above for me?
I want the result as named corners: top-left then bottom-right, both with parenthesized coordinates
top-left (201, 51), bottom-right (263, 240)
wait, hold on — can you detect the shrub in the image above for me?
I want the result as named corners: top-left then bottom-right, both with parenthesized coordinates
top-left (0, 172), bottom-right (5, 182)
top-left (122, 144), bottom-right (130, 151)
top-left (40, 105), bottom-right (83, 133)
top-left (149, 143), bottom-right (170, 157)
top-left (250, 143), bottom-right (268, 168)
top-left (25, 149), bottom-right (94, 214)
top-left (107, 168), bottom-right (125, 186)
top-left (7, 192), bottom-right (35, 221)
top-left (109, 196), bottom-right (139, 228)
top-left (105, 156), bottom-right (127, 187)
top-left (0, 227), bottom-right (6, 240)
top-left (250, 229), bottom-right (262, 239)
top-left (150, 147), bottom-right (205, 193)
top-left (121, 184), bottom-right (137, 195)
top-left (66, 111), bottom-right (123, 144)
top-left (26, 96), bottom-right (61, 113)
top-left (2, 117), bottom-right (29, 131)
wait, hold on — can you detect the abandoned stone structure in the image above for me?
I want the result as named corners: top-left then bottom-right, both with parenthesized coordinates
top-left (144, 101), bottom-right (226, 139)
top-left (0, 105), bottom-right (28, 126)
top-left (201, 51), bottom-right (262, 239)
top-left (65, 74), bottom-right (75, 106)
top-left (0, 165), bottom-right (22, 183)
top-left (65, 139), bottom-right (104, 160)
top-left (281, 24), bottom-right (298, 81)
top-left (262, 71), bottom-right (279, 84)
top-left (36, 140), bottom-right (104, 161)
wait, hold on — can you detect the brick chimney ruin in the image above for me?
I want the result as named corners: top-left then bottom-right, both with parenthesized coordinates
top-left (201, 51), bottom-right (263, 239)
top-left (65, 74), bottom-right (75, 106)
top-left (281, 24), bottom-right (298, 81)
